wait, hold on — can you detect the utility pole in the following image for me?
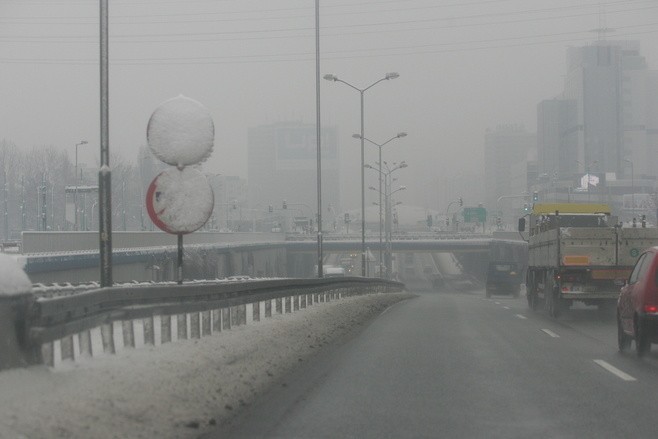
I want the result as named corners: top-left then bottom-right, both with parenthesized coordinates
top-left (40, 174), bottom-right (47, 231)
top-left (2, 169), bottom-right (8, 241)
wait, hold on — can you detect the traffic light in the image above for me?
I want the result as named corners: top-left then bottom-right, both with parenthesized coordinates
top-left (496, 217), bottom-right (502, 227)
top-left (445, 218), bottom-right (449, 227)
top-left (268, 205), bottom-right (273, 213)
top-left (427, 214), bottom-right (433, 227)
top-left (533, 191), bottom-right (538, 202)
top-left (282, 200), bottom-right (287, 209)
top-left (523, 203), bottom-right (530, 212)
top-left (232, 201), bottom-right (237, 209)
top-left (344, 213), bottom-right (350, 223)
top-left (458, 197), bottom-right (463, 207)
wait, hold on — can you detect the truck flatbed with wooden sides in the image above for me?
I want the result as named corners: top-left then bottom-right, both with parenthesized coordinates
top-left (520, 203), bottom-right (658, 317)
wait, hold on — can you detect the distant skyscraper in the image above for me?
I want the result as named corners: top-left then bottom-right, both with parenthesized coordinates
top-left (484, 124), bottom-right (536, 218)
top-left (248, 122), bottom-right (340, 226)
top-left (537, 99), bottom-right (578, 181)
top-left (533, 40), bottom-right (658, 216)
top-left (562, 40), bottom-right (658, 179)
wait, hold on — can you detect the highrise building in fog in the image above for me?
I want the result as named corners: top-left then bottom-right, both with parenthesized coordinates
top-left (484, 124), bottom-right (536, 222)
top-left (248, 122), bottom-right (340, 229)
top-left (535, 40), bottom-right (658, 218)
top-left (537, 99), bottom-right (578, 181)
top-left (562, 40), bottom-right (658, 179)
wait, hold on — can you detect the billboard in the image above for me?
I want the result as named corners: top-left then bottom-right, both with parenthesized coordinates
top-left (622, 194), bottom-right (654, 211)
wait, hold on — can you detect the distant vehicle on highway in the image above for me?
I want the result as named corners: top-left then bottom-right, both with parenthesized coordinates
top-left (617, 246), bottom-right (658, 356)
top-left (485, 262), bottom-right (521, 298)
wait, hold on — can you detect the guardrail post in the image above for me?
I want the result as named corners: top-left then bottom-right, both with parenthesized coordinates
top-left (212, 309), bottom-right (221, 333)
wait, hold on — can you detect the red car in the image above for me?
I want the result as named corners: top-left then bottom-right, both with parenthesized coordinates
top-left (617, 247), bottom-right (658, 356)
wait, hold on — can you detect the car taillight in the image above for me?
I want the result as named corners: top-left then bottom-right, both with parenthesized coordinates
top-left (644, 304), bottom-right (658, 314)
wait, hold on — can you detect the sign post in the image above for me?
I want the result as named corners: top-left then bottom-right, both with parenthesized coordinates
top-left (145, 96), bottom-right (216, 284)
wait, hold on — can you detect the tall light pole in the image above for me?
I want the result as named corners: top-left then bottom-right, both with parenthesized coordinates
top-left (324, 72), bottom-right (399, 276)
top-left (624, 158), bottom-right (634, 219)
top-left (355, 132), bottom-right (406, 277)
top-left (74, 140), bottom-right (88, 231)
top-left (367, 160), bottom-right (407, 278)
top-left (99, 0), bottom-right (112, 287)
top-left (314, 0), bottom-right (323, 278)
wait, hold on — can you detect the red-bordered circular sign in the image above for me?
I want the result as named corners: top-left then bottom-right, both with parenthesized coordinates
top-left (146, 167), bottom-right (214, 234)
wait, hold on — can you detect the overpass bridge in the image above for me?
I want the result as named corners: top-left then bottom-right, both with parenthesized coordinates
top-left (11, 231), bottom-right (527, 285)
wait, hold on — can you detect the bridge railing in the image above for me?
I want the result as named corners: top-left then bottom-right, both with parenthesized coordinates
top-left (285, 232), bottom-right (493, 241)
top-left (1, 277), bottom-right (403, 370)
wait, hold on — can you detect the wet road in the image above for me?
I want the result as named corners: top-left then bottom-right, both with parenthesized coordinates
top-left (210, 290), bottom-right (658, 438)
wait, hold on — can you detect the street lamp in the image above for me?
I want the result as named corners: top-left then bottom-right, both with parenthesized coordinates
top-left (624, 158), bottom-right (634, 219)
top-left (354, 132), bottom-right (406, 277)
top-left (74, 140), bottom-right (88, 231)
top-left (366, 161), bottom-right (407, 277)
top-left (325, 72), bottom-right (399, 276)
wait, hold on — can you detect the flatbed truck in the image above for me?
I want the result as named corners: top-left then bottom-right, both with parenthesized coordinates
top-left (521, 203), bottom-right (658, 317)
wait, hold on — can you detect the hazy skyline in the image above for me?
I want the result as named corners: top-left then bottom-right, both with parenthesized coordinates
top-left (1, 0), bottom-right (657, 211)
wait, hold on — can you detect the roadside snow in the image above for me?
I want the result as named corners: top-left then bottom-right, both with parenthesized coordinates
top-left (0, 292), bottom-right (413, 439)
top-left (0, 253), bottom-right (31, 296)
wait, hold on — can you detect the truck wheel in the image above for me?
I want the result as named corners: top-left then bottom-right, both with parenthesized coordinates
top-left (617, 313), bottom-right (632, 353)
top-left (635, 317), bottom-right (651, 357)
top-left (548, 287), bottom-right (561, 318)
top-left (526, 276), bottom-right (536, 309)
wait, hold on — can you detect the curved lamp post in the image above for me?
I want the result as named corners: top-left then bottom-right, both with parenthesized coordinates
top-left (354, 132), bottom-right (406, 277)
top-left (324, 72), bottom-right (399, 276)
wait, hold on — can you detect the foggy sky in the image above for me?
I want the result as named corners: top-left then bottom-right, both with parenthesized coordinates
top-left (1, 0), bottom-right (657, 212)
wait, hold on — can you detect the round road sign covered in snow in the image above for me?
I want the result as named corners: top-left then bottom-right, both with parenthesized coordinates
top-left (147, 95), bottom-right (215, 167)
top-left (146, 167), bottom-right (214, 234)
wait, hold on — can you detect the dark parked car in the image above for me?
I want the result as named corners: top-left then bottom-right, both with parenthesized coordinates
top-left (617, 247), bottom-right (658, 356)
top-left (485, 262), bottom-right (521, 298)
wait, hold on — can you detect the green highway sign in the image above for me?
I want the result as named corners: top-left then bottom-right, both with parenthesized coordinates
top-left (462, 207), bottom-right (487, 223)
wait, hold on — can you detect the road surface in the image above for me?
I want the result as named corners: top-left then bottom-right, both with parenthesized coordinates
top-left (213, 289), bottom-right (658, 438)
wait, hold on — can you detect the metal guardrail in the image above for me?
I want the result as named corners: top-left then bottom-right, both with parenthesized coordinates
top-left (1, 277), bottom-right (403, 370)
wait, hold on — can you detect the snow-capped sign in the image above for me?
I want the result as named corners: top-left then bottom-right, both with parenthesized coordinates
top-left (147, 95), bottom-right (214, 167)
top-left (146, 167), bottom-right (214, 234)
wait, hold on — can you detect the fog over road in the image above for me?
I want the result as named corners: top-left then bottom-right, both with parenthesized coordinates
top-left (215, 290), bottom-right (658, 438)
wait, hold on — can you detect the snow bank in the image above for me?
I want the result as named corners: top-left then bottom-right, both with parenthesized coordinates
top-left (0, 292), bottom-right (413, 438)
top-left (0, 253), bottom-right (32, 296)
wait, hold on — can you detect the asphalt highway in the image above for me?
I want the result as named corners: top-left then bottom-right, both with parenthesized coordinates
top-left (211, 289), bottom-right (658, 438)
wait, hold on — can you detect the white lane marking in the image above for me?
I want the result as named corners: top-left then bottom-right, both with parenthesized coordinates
top-left (541, 329), bottom-right (560, 338)
top-left (593, 360), bottom-right (636, 382)
top-left (503, 306), bottom-right (510, 310)
top-left (495, 302), bottom-right (501, 305)
top-left (515, 314), bottom-right (527, 320)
